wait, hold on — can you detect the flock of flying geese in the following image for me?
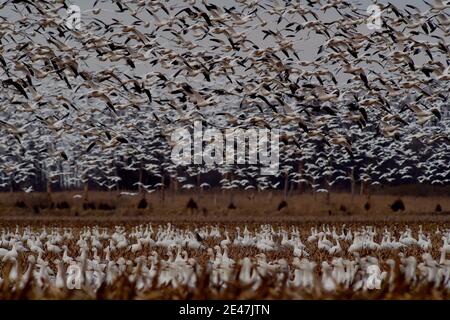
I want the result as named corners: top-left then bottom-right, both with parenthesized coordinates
top-left (1, 223), bottom-right (450, 293)
top-left (0, 0), bottom-right (449, 193)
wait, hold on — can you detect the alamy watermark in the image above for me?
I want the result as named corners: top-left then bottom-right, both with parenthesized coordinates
top-left (66, 264), bottom-right (83, 289)
top-left (170, 121), bottom-right (279, 175)
top-left (367, 4), bottom-right (382, 30)
top-left (366, 264), bottom-right (383, 289)
top-left (64, 5), bottom-right (81, 30)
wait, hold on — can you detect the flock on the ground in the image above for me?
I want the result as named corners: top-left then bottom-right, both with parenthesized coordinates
top-left (1, 223), bottom-right (450, 297)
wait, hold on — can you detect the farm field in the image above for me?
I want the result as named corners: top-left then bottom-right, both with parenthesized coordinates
top-left (1, 190), bottom-right (450, 218)
top-left (1, 191), bottom-right (450, 300)
top-left (1, 0), bottom-right (450, 306)
top-left (1, 217), bottom-right (450, 299)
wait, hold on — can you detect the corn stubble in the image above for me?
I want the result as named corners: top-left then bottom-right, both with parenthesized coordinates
top-left (0, 259), bottom-right (448, 300)
top-left (0, 221), bottom-right (449, 300)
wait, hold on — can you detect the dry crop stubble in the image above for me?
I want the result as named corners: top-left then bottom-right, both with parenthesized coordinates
top-left (0, 221), bottom-right (450, 299)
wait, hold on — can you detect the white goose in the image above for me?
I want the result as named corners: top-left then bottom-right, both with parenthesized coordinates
top-left (220, 231), bottom-right (231, 247)
top-left (328, 239), bottom-right (342, 255)
top-left (2, 243), bottom-right (19, 262)
top-left (318, 234), bottom-right (333, 251)
top-left (321, 261), bottom-right (336, 292)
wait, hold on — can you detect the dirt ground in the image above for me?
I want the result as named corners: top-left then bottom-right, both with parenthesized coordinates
top-left (0, 190), bottom-right (449, 222)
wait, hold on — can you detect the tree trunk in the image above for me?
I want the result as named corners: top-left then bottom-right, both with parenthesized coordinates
top-left (171, 176), bottom-right (178, 194)
top-left (138, 162), bottom-right (143, 195)
top-left (288, 181), bottom-right (295, 197)
top-left (298, 161), bottom-right (304, 195)
top-left (229, 190), bottom-right (234, 205)
top-left (326, 176), bottom-right (331, 204)
top-left (283, 173), bottom-right (289, 200)
top-left (83, 181), bottom-right (89, 201)
top-left (197, 172), bottom-right (202, 198)
top-left (115, 162), bottom-right (120, 195)
top-left (160, 175), bottom-right (165, 204)
top-left (351, 168), bottom-right (355, 205)
top-left (46, 178), bottom-right (52, 203)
